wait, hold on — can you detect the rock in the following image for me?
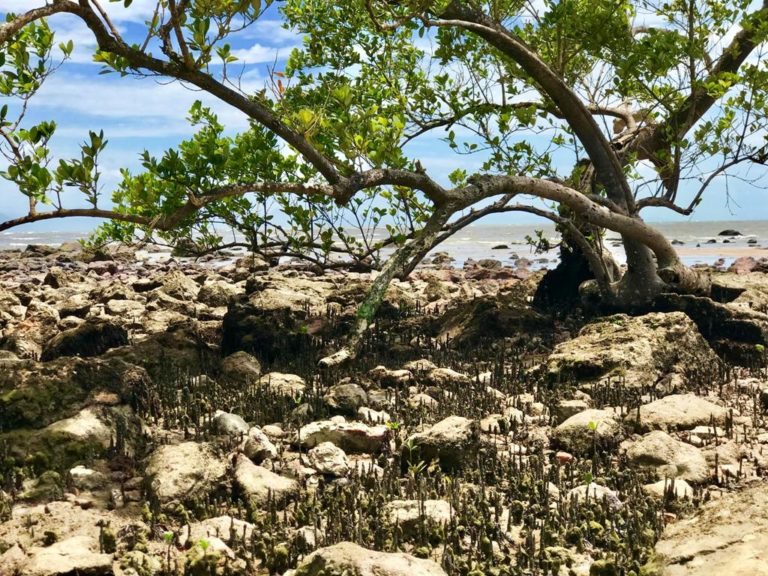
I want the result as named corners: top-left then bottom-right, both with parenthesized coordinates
top-left (655, 482), bottom-right (768, 575)
top-left (46, 408), bottom-right (112, 448)
top-left (408, 392), bottom-right (439, 410)
top-left (368, 365), bottom-right (412, 387)
top-left (625, 431), bottom-right (710, 483)
top-left (718, 229), bottom-right (742, 236)
top-left (433, 295), bottom-right (552, 348)
top-left (69, 465), bottom-right (108, 491)
top-left (323, 383), bottom-right (368, 416)
top-left (221, 275), bottom-right (334, 362)
top-left (403, 416), bottom-right (482, 470)
top-left (626, 393), bottom-right (729, 431)
top-left (643, 478), bottom-right (694, 500)
top-left (553, 409), bottom-right (622, 454)
top-left (145, 442), bottom-right (227, 506)
top-left (22, 535), bottom-right (113, 576)
top-left (257, 372), bottom-right (306, 396)
top-left (40, 319), bottom-right (128, 362)
top-left (384, 499), bottom-right (452, 536)
top-left (220, 351), bottom-right (262, 382)
top-left (547, 312), bottom-right (718, 388)
top-left (425, 367), bottom-right (471, 386)
top-left (553, 399), bottom-right (591, 424)
top-left (198, 280), bottom-right (239, 307)
top-left (298, 420), bottom-right (389, 453)
top-left (104, 298), bottom-right (145, 317)
top-left (178, 515), bottom-right (256, 548)
top-left (233, 453), bottom-right (298, 507)
top-left (568, 483), bottom-right (622, 510)
top-left (403, 359), bottom-right (437, 373)
top-left (358, 407), bottom-right (391, 424)
top-left (213, 411), bottom-right (250, 435)
top-left (291, 541), bottom-right (447, 576)
top-left (308, 442), bottom-right (350, 476)
top-left (157, 269), bottom-right (199, 300)
top-left (241, 427), bottom-right (278, 463)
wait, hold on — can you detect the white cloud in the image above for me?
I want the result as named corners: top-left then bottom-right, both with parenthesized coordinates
top-left (230, 43), bottom-right (297, 66)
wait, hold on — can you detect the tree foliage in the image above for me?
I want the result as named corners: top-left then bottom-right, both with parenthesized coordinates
top-left (1, 0), bottom-right (768, 355)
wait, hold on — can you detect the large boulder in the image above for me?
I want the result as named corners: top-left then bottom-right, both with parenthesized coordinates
top-left (403, 416), bottom-right (483, 470)
top-left (655, 482), bottom-right (768, 575)
top-left (18, 535), bottom-right (113, 576)
top-left (145, 442), bottom-right (227, 507)
top-left (431, 294), bottom-right (552, 348)
top-left (624, 430), bottom-right (710, 483)
top-left (290, 542), bottom-right (447, 576)
top-left (626, 393), bottom-right (729, 432)
top-left (40, 319), bottom-right (128, 361)
top-left (221, 274), bottom-right (335, 362)
top-left (298, 420), bottom-right (389, 454)
top-left (553, 409), bottom-right (623, 454)
top-left (547, 312), bottom-right (718, 388)
top-left (220, 351), bottom-right (262, 383)
top-left (233, 453), bottom-right (298, 508)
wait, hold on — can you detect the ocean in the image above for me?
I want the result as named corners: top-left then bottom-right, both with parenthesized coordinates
top-left (1, 220), bottom-right (767, 269)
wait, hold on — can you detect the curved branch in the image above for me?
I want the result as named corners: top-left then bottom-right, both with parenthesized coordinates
top-left (434, 2), bottom-right (636, 213)
top-left (461, 174), bottom-right (680, 268)
top-left (0, 2), bottom-right (80, 45)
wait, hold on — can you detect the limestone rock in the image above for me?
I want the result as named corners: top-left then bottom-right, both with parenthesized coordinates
top-left (198, 280), bottom-right (239, 307)
top-left (643, 478), bottom-right (694, 500)
top-left (426, 367), bottom-right (471, 386)
top-left (291, 541), bottom-right (447, 576)
top-left (240, 427), bottom-right (278, 463)
top-left (547, 312), bottom-right (718, 388)
top-left (323, 383), bottom-right (368, 416)
top-left (233, 453), bottom-right (298, 507)
top-left (403, 416), bottom-right (482, 470)
top-left (257, 372), bottom-right (306, 396)
top-left (627, 393), bottom-right (729, 431)
top-left (220, 351), bottom-right (262, 383)
top-left (625, 430), bottom-right (710, 483)
top-left (655, 482), bottom-right (768, 575)
top-left (553, 409), bottom-right (622, 454)
top-left (46, 408), bottom-right (112, 448)
top-left (41, 319), bottom-right (128, 361)
top-left (308, 442), bottom-right (349, 476)
top-left (298, 420), bottom-right (389, 454)
top-left (213, 411), bottom-right (250, 436)
top-left (23, 535), bottom-right (113, 576)
top-left (384, 499), bottom-right (452, 536)
top-left (145, 442), bottom-right (227, 506)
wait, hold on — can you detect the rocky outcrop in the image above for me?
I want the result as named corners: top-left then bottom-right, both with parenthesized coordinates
top-left (145, 442), bottom-right (227, 507)
top-left (403, 416), bottom-right (483, 470)
top-left (40, 319), bottom-right (128, 361)
top-left (553, 409), bottom-right (623, 454)
top-left (625, 393), bottom-right (729, 432)
top-left (624, 430), bottom-right (710, 483)
top-left (290, 542), bottom-right (448, 576)
top-left (298, 420), bottom-right (389, 454)
top-left (547, 312), bottom-right (718, 388)
top-left (655, 482), bottom-right (768, 575)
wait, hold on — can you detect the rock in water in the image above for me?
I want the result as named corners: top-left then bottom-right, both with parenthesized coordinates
top-left (290, 541), bottom-right (448, 575)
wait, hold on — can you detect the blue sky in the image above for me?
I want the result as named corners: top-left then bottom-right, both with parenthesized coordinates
top-left (1, 0), bottom-right (766, 232)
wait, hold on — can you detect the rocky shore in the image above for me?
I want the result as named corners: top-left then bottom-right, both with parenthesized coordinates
top-left (1, 243), bottom-right (768, 575)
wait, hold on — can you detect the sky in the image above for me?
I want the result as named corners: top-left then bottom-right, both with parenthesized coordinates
top-left (0, 0), bottom-right (766, 232)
